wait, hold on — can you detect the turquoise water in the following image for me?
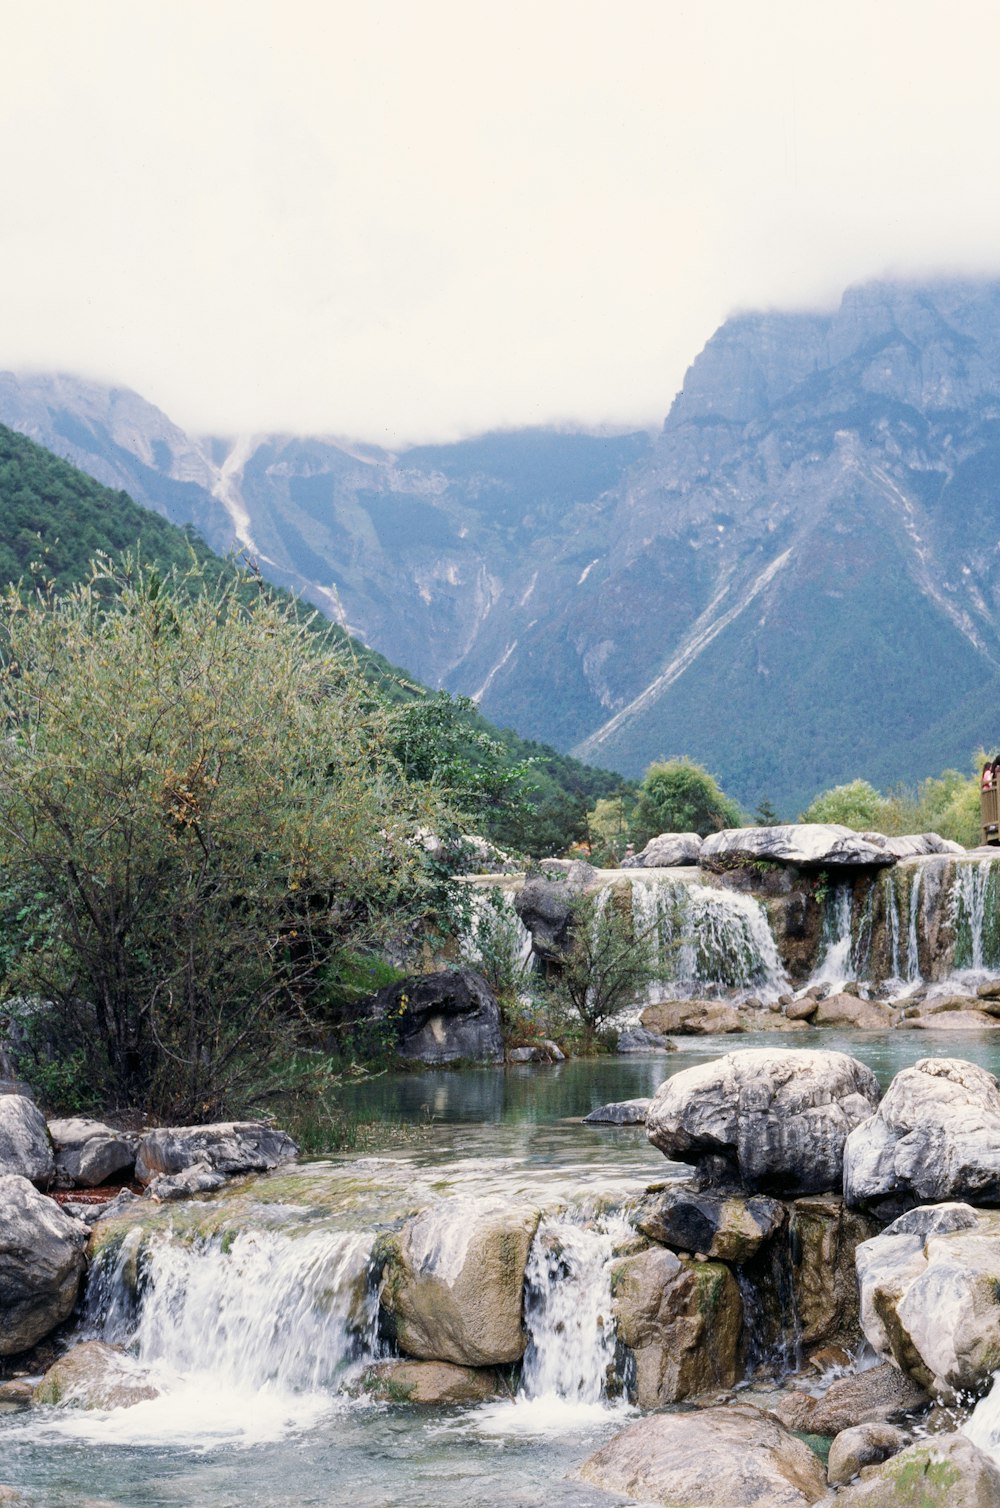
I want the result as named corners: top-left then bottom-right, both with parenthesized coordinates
top-left (5, 1030), bottom-right (1000, 1507)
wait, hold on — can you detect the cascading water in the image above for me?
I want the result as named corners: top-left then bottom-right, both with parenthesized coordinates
top-left (459, 884), bottom-right (534, 978)
top-left (949, 859), bottom-right (1000, 972)
top-left (76, 1226), bottom-right (378, 1444)
top-left (629, 877), bottom-right (787, 1000)
top-left (811, 883), bottom-right (855, 985)
top-left (519, 1210), bottom-right (632, 1407)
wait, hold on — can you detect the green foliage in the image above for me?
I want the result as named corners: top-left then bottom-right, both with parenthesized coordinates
top-left (799, 756), bottom-right (986, 848)
top-left (630, 758), bottom-right (742, 847)
top-left (546, 890), bottom-right (657, 1040)
top-left (799, 779), bottom-right (885, 829)
top-left (753, 798), bottom-right (782, 827)
top-left (584, 794), bottom-right (635, 865)
top-left (461, 888), bottom-right (532, 1028)
top-left (0, 559), bottom-right (440, 1119)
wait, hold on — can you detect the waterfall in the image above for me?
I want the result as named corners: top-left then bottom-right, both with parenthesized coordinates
top-left (812, 884), bottom-right (855, 985)
top-left (81, 1225), bottom-right (378, 1429)
top-left (949, 859), bottom-right (998, 971)
top-left (886, 872), bottom-right (901, 981)
top-left (905, 866), bottom-right (923, 982)
top-left (629, 877), bottom-right (787, 1000)
top-left (520, 1211), bottom-right (631, 1405)
top-left (459, 884), bottom-right (534, 980)
top-left (965, 1373), bottom-right (1000, 1461)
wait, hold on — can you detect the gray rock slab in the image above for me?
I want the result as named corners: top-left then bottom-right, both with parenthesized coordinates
top-left (0, 1095), bottom-right (53, 1184)
top-left (701, 823), bottom-right (895, 870)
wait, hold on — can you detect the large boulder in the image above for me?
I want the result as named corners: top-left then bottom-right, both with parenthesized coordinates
top-left (788, 1195), bottom-right (880, 1346)
top-left (646, 1048), bottom-right (881, 1194)
top-left (813, 993), bottom-right (899, 1030)
top-left (620, 832), bottom-right (703, 868)
top-left (0, 1094), bottom-right (53, 1184)
top-left (855, 1202), bottom-right (1000, 1395)
top-left (844, 1058), bottom-right (1000, 1215)
top-left (513, 862), bottom-right (594, 959)
top-left (134, 1122), bottom-right (297, 1185)
top-left (773, 1361), bottom-right (928, 1437)
top-left (641, 998), bottom-right (744, 1035)
top-left (827, 1423), bottom-right (909, 1487)
top-left (831, 1434), bottom-right (1000, 1506)
top-left (377, 1196), bottom-right (540, 1367)
top-left (48, 1117), bottom-right (135, 1188)
top-left (370, 968), bottom-right (503, 1065)
top-left (361, 1358), bottom-right (500, 1405)
top-left (583, 1098), bottom-right (651, 1125)
top-left (610, 1247), bottom-right (742, 1406)
top-left (0, 1173), bottom-right (87, 1354)
top-left (701, 824), bottom-right (895, 871)
top-left (578, 1404), bottom-right (827, 1507)
top-left (616, 1025), bottom-right (676, 1053)
top-left (633, 1186), bottom-right (786, 1263)
top-left (33, 1339), bottom-right (160, 1408)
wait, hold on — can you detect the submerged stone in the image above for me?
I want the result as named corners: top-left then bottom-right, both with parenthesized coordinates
top-left (33, 1339), bottom-right (160, 1409)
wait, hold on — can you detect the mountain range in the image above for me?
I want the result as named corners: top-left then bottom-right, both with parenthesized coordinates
top-left (6, 276), bottom-right (1000, 814)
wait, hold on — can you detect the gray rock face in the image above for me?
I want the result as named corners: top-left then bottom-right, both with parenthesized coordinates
top-left (0, 1094), bottom-right (53, 1184)
top-left (831, 1433), bottom-right (1000, 1506)
top-left (48, 1117), bottom-right (135, 1188)
top-left (634, 1186), bottom-right (786, 1262)
top-left (855, 1203), bottom-right (1000, 1395)
top-left (827, 1423), bottom-right (909, 1487)
top-left (773, 1361), bottom-right (929, 1437)
top-left (582, 1098), bottom-right (651, 1125)
top-left (371, 968), bottom-right (504, 1065)
top-left (143, 1162), bottom-right (227, 1201)
top-left (514, 864), bottom-right (594, 959)
top-left (844, 1058), bottom-right (1000, 1214)
top-left (646, 1048), bottom-right (881, 1194)
top-left (701, 824), bottom-right (895, 870)
top-left (0, 1173), bottom-right (87, 1355)
top-left (134, 1122), bottom-right (298, 1185)
top-left (874, 832), bottom-right (965, 858)
top-left (616, 1025), bottom-right (675, 1053)
top-left (620, 832), bottom-right (703, 868)
top-left (579, 1404), bottom-right (828, 1507)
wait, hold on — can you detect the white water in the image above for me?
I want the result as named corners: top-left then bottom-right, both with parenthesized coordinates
top-left (64, 1227), bottom-right (377, 1447)
top-left (459, 884), bottom-right (534, 979)
top-left (812, 884), bottom-right (855, 986)
top-left (950, 859), bottom-right (994, 970)
top-left (630, 876), bottom-right (788, 1000)
top-left (964, 1371), bottom-right (1000, 1460)
top-left (906, 866), bottom-right (924, 983)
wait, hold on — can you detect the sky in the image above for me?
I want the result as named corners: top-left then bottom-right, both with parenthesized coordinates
top-left (3, 0), bottom-right (1000, 444)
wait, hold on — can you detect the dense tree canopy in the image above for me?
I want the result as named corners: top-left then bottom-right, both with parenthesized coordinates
top-left (629, 758), bottom-right (742, 847)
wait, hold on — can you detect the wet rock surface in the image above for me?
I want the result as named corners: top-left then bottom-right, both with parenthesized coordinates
top-left (826, 1422), bottom-right (909, 1486)
top-left (583, 1098), bottom-right (651, 1125)
top-left (844, 1058), bottom-right (1000, 1214)
top-left (634, 1185), bottom-right (785, 1263)
top-left (33, 1339), bottom-right (160, 1409)
top-left (378, 1197), bottom-right (540, 1367)
top-left (362, 1358), bottom-right (501, 1405)
top-left (610, 1246), bottom-right (742, 1406)
top-left (646, 1047), bottom-right (880, 1194)
top-left (514, 862), bottom-right (594, 959)
top-left (0, 1173), bottom-right (87, 1355)
top-left (772, 1362), bottom-right (929, 1436)
top-left (830, 1432), bottom-right (1000, 1505)
top-left (578, 1403), bottom-right (828, 1506)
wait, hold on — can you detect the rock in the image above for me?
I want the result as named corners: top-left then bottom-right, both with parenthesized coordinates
top-left (610, 1247), bottom-right (742, 1406)
top-left (870, 833), bottom-right (967, 859)
top-left (776, 1362), bottom-right (929, 1436)
top-left (641, 998), bottom-right (744, 1035)
top-left (645, 1048), bottom-right (881, 1194)
top-left (633, 1185), bottom-right (786, 1262)
top-left (0, 1380), bottom-right (34, 1405)
top-left (855, 1203), bottom-right (1000, 1395)
top-left (813, 993), bottom-right (898, 1030)
top-left (370, 967), bottom-right (504, 1065)
top-left (831, 1433), bottom-right (1000, 1506)
top-left (620, 832), bottom-right (703, 868)
top-left (134, 1122), bottom-right (298, 1185)
top-left (977, 980), bottom-right (1000, 1001)
top-left (583, 1098), bottom-right (651, 1125)
top-left (361, 1358), bottom-right (500, 1405)
top-left (71, 1188), bottom-right (139, 1226)
top-left (827, 1423), bottom-right (909, 1486)
top-left (537, 1038), bottom-right (565, 1061)
top-left (701, 824), bottom-right (895, 871)
top-left (0, 1173), bottom-right (87, 1355)
top-left (514, 863), bottom-right (595, 959)
top-left (0, 1490), bottom-right (28, 1505)
top-left (844, 1058), bottom-right (1000, 1215)
top-left (616, 1025), bottom-right (676, 1053)
top-left (898, 1010), bottom-right (1000, 1030)
top-left (48, 1117), bottom-right (135, 1188)
top-left (789, 1196), bottom-right (880, 1346)
top-left (506, 1040), bottom-right (564, 1063)
top-left (578, 1404), bottom-right (828, 1507)
top-left (0, 1094), bottom-right (53, 1184)
top-left (33, 1339), bottom-right (160, 1409)
top-left (785, 995), bottom-right (818, 1020)
top-left (143, 1161), bottom-right (227, 1201)
top-left (378, 1197), bottom-right (540, 1367)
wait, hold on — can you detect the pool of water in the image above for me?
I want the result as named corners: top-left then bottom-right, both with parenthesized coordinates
top-left (6, 1029), bottom-right (1000, 1507)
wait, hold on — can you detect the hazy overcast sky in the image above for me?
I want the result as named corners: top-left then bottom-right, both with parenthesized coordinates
top-left (2, 1), bottom-right (1000, 442)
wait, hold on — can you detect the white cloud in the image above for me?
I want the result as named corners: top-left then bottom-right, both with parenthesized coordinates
top-left (1, 0), bottom-right (998, 442)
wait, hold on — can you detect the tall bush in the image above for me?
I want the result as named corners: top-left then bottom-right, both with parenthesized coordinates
top-left (0, 560), bottom-right (438, 1117)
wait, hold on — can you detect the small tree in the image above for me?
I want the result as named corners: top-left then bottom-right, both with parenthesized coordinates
top-left (630, 758), bottom-right (742, 848)
top-left (547, 890), bottom-right (657, 1042)
top-left (798, 778), bottom-right (885, 829)
top-left (0, 559), bottom-right (438, 1118)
